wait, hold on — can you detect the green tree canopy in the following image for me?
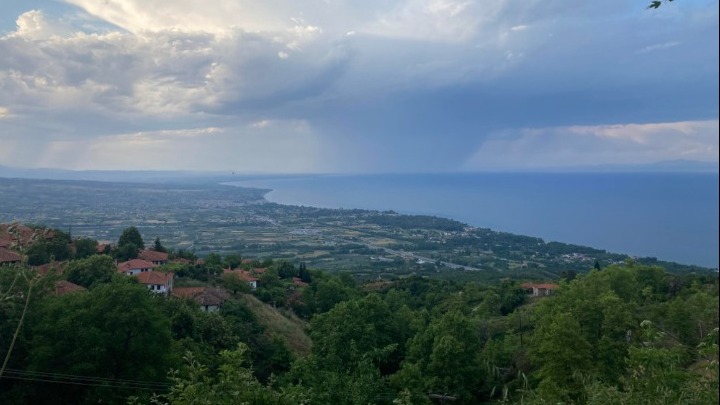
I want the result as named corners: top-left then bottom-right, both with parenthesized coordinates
top-left (118, 226), bottom-right (145, 250)
top-left (27, 279), bottom-right (174, 404)
top-left (65, 254), bottom-right (116, 288)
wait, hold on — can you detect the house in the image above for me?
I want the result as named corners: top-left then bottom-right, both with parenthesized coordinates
top-left (117, 259), bottom-right (156, 275)
top-left (136, 271), bottom-right (174, 295)
top-left (54, 280), bottom-right (86, 296)
top-left (223, 268), bottom-right (258, 290)
top-left (0, 247), bottom-right (22, 265)
top-left (172, 287), bottom-right (230, 312)
top-left (521, 283), bottom-right (559, 297)
top-left (252, 267), bottom-right (267, 276)
top-left (138, 249), bottom-right (169, 266)
top-left (35, 261), bottom-right (66, 276)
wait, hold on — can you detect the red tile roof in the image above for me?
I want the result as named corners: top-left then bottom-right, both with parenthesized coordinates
top-left (35, 261), bottom-right (66, 276)
top-left (55, 280), bottom-right (86, 296)
top-left (252, 267), bottom-right (267, 275)
top-left (0, 239), bottom-right (12, 248)
top-left (136, 271), bottom-right (173, 285)
top-left (172, 287), bottom-right (229, 306)
top-left (117, 259), bottom-right (156, 273)
top-left (241, 258), bottom-right (253, 264)
top-left (223, 269), bottom-right (258, 282)
top-left (138, 250), bottom-right (169, 262)
top-left (0, 247), bottom-right (22, 263)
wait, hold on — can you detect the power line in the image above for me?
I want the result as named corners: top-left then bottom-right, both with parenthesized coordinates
top-left (0, 368), bottom-right (171, 391)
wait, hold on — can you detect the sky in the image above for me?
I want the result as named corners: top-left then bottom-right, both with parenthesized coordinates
top-left (0, 0), bottom-right (717, 173)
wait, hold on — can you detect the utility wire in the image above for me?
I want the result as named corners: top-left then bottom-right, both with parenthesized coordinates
top-left (0, 374), bottom-right (169, 391)
top-left (0, 272), bottom-right (34, 379)
top-left (1, 368), bottom-right (171, 389)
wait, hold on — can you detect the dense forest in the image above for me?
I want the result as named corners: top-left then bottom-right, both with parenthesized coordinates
top-left (0, 225), bottom-right (717, 404)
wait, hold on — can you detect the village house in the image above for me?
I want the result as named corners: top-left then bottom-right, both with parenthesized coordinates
top-left (117, 259), bottom-right (156, 275)
top-left (223, 268), bottom-right (258, 290)
top-left (54, 280), bottom-right (86, 296)
top-left (136, 271), bottom-right (174, 296)
top-left (138, 249), bottom-right (169, 266)
top-left (172, 287), bottom-right (230, 312)
top-left (521, 282), bottom-right (560, 297)
top-left (0, 247), bottom-right (22, 265)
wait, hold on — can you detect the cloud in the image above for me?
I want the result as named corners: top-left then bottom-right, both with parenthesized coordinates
top-left (0, 0), bottom-right (716, 173)
top-left (637, 41), bottom-right (680, 54)
top-left (463, 120), bottom-right (720, 170)
top-left (0, 10), bottom-right (349, 121)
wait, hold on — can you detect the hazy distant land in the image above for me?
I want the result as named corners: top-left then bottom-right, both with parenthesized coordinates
top-left (0, 176), bottom-right (713, 282)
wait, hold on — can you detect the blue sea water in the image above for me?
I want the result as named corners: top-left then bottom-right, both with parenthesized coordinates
top-left (229, 173), bottom-right (719, 268)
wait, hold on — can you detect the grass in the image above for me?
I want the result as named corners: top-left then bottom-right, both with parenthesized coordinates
top-left (238, 293), bottom-right (312, 357)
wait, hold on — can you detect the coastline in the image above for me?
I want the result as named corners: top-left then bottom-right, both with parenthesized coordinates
top-left (224, 172), bottom-right (720, 269)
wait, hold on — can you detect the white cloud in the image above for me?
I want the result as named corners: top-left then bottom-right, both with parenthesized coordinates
top-left (463, 120), bottom-right (720, 170)
top-left (637, 41), bottom-right (680, 54)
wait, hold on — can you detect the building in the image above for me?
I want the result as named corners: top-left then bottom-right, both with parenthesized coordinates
top-left (117, 259), bottom-right (156, 275)
top-left (172, 287), bottom-right (230, 312)
top-left (223, 268), bottom-right (258, 290)
top-left (0, 247), bottom-right (22, 265)
top-left (54, 280), bottom-right (86, 296)
top-left (136, 271), bottom-right (174, 295)
top-left (138, 250), bottom-right (169, 266)
top-left (521, 283), bottom-right (560, 297)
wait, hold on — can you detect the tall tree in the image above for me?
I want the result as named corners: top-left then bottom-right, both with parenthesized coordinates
top-left (74, 237), bottom-right (99, 259)
top-left (152, 237), bottom-right (167, 253)
top-left (118, 226), bottom-right (145, 250)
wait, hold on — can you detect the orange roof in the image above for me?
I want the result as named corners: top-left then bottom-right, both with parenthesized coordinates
top-left (0, 247), bottom-right (22, 263)
top-left (224, 269), bottom-right (258, 282)
top-left (252, 267), bottom-right (267, 275)
top-left (35, 261), bottom-right (66, 276)
top-left (117, 259), bottom-right (156, 272)
top-left (173, 287), bottom-right (229, 306)
top-left (172, 287), bottom-right (206, 299)
top-left (55, 280), bottom-right (86, 296)
top-left (139, 250), bottom-right (169, 262)
top-left (136, 271), bottom-right (173, 285)
top-left (241, 258), bottom-right (253, 264)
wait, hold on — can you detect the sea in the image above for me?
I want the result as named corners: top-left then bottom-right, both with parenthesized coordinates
top-left (228, 173), bottom-right (719, 269)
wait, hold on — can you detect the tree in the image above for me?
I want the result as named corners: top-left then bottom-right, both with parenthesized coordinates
top-left (114, 243), bottom-right (139, 262)
top-left (74, 237), bottom-right (98, 259)
top-left (65, 255), bottom-right (116, 288)
top-left (152, 237), bottom-right (167, 253)
top-left (150, 344), bottom-right (305, 405)
top-left (118, 226), bottom-right (144, 250)
top-left (27, 280), bottom-right (174, 404)
top-left (394, 310), bottom-right (485, 404)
